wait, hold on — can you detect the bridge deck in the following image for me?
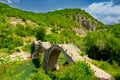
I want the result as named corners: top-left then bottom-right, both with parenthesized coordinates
top-left (32, 41), bottom-right (115, 80)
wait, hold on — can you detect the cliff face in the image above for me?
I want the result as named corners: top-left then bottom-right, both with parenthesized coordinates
top-left (76, 13), bottom-right (96, 31)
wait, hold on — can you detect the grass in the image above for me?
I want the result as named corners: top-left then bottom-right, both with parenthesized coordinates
top-left (93, 60), bottom-right (120, 80)
top-left (15, 60), bottom-right (37, 80)
top-left (58, 52), bottom-right (67, 64)
top-left (0, 59), bottom-right (37, 80)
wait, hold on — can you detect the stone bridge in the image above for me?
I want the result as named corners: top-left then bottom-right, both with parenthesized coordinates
top-left (31, 40), bottom-right (83, 70)
top-left (31, 40), bottom-right (115, 80)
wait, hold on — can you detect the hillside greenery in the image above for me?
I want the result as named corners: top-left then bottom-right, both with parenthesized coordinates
top-left (84, 24), bottom-right (120, 65)
top-left (27, 61), bottom-right (97, 80)
top-left (83, 24), bottom-right (120, 79)
top-left (0, 2), bottom-right (106, 52)
top-left (0, 2), bottom-right (120, 80)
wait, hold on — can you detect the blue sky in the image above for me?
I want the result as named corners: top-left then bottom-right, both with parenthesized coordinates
top-left (0, 0), bottom-right (120, 24)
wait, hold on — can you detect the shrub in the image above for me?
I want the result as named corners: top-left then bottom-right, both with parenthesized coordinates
top-left (0, 56), bottom-right (24, 80)
top-left (0, 32), bottom-right (23, 49)
top-left (84, 31), bottom-right (120, 64)
top-left (15, 24), bottom-right (27, 37)
top-left (47, 61), bottom-right (97, 80)
top-left (35, 27), bottom-right (46, 41)
top-left (110, 24), bottom-right (120, 38)
top-left (22, 44), bottom-right (31, 52)
top-left (28, 68), bottom-right (51, 80)
top-left (63, 61), bottom-right (97, 80)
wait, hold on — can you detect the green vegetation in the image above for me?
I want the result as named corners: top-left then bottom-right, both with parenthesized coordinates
top-left (83, 24), bottom-right (120, 80)
top-left (35, 27), bottom-right (46, 41)
top-left (0, 55), bottom-right (26, 79)
top-left (1, 2), bottom-right (105, 53)
top-left (27, 61), bottom-right (97, 80)
top-left (0, 24), bottom-right (24, 53)
top-left (93, 60), bottom-right (120, 79)
top-left (62, 61), bottom-right (97, 80)
top-left (84, 24), bottom-right (120, 65)
top-left (0, 56), bottom-right (37, 80)
top-left (0, 2), bottom-right (120, 80)
top-left (109, 24), bottom-right (120, 38)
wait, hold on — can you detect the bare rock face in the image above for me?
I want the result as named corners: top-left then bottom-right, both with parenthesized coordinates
top-left (76, 13), bottom-right (96, 31)
top-left (7, 17), bottom-right (38, 27)
top-left (76, 13), bottom-right (81, 24)
top-left (74, 27), bottom-right (86, 36)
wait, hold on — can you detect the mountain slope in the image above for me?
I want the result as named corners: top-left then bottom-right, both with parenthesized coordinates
top-left (0, 2), bottom-right (119, 80)
top-left (0, 2), bottom-right (106, 30)
top-left (0, 2), bottom-right (107, 53)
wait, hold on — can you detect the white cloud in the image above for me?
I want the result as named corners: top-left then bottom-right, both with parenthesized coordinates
top-left (102, 16), bottom-right (120, 24)
top-left (0, 0), bottom-right (20, 4)
top-left (58, 8), bottom-right (63, 10)
top-left (8, 0), bottom-right (12, 3)
top-left (84, 1), bottom-right (120, 24)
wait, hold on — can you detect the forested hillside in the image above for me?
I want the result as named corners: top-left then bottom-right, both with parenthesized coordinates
top-left (0, 2), bottom-right (107, 52)
top-left (0, 2), bottom-right (120, 80)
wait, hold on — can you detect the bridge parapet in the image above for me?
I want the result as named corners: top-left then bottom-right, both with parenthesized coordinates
top-left (31, 41), bottom-right (83, 70)
top-left (31, 40), bottom-right (115, 80)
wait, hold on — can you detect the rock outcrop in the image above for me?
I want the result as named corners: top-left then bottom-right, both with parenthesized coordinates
top-left (76, 13), bottom-right (96, 31)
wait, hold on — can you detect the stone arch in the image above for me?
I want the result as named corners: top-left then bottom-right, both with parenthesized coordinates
top-left (31, 41), bottom-right (115, 80)
top-left (31, 40), bottom-right (45, 68)
top-left (45, 44), bottom-right (74, 71)
top-left (31, 41), bottom-right (80, 70)
top-left (31, 40), bottom-right (44, 59)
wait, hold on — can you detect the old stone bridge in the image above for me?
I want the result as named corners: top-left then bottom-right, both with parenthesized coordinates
top-left (31, 40), bottom-right (115, 80)
top-left (31, 40), bottom-right (83, 70)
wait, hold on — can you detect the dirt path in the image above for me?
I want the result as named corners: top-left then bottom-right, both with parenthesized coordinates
top-left (89, 63), bottom-right (115, 80)
top-left (10, 47), bottom-right (31, 60)
top-left (61, 44), bottom-right (115, 80)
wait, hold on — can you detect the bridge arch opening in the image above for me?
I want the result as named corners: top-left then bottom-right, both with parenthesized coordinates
top-left (31, 41), bottom-right (75, 71)
top-left (46, 45), bottom-right (74, 71)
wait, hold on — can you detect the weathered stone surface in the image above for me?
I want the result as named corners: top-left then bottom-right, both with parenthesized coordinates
top-left (31, 40), bottom-right (115, 80)
top-left (75, 13), bottom-right (96, 31)
top-left (31, 41), bottom-right (82, 70)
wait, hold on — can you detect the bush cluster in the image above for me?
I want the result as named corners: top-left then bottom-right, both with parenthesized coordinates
top-left (84, 25), bottom-right (120, 65)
